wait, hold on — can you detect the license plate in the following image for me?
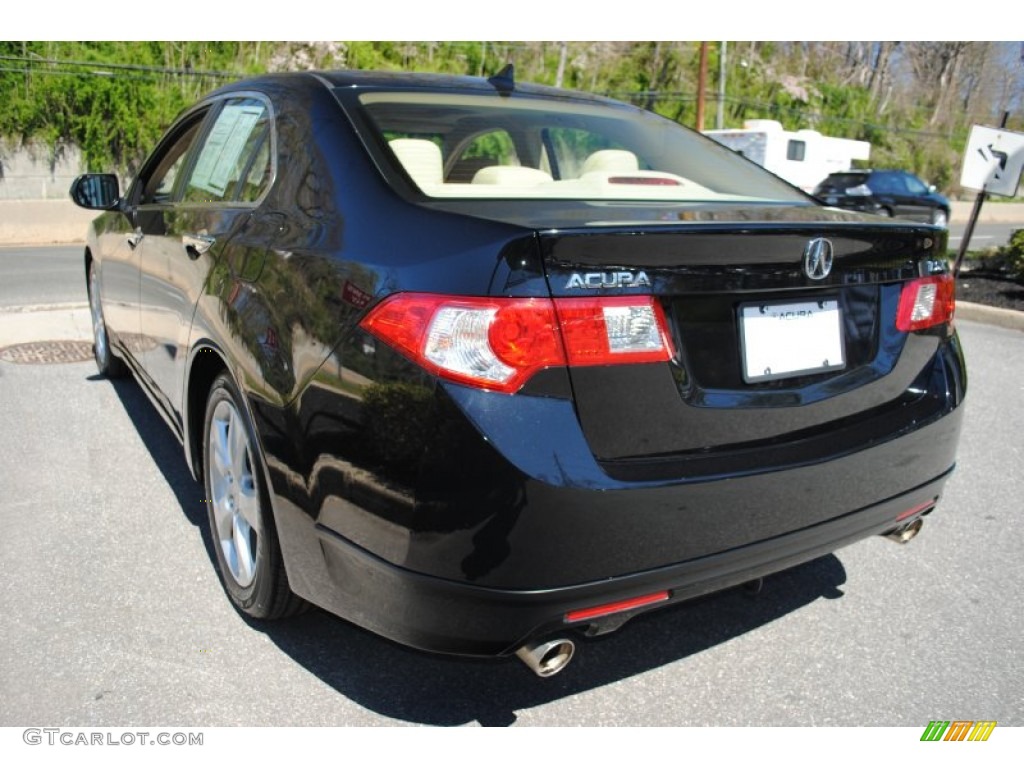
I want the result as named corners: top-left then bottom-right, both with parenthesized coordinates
top-left (739, 299), bottom-right (845, 383)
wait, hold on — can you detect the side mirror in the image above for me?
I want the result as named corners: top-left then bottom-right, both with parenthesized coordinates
top-left (69, 174), bottom-right (120, 210)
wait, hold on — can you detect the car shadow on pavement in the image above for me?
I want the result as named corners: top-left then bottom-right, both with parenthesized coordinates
top-left (255, 555), bottom-right (847, 726)
top-left (101, 372), bottom-right (848, 727)
top-left (102, 374), bottom-right (214, 559)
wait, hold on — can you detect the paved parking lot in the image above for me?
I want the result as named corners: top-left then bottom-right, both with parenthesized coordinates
top-left (0, 319), bottom-right (1021, 727)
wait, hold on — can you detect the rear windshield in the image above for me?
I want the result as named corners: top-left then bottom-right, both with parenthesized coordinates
top-left (817, 173), bottom-right (868, 191)
top-left (353, 91), bottom-right (808, 204)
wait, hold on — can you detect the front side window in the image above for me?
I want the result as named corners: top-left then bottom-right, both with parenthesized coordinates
top-left (183, 98), bottom-right (272, 204)
top-left (902, 173), bottom-right (929, 195)
top-left (140, 117), bottom-right (206, 205)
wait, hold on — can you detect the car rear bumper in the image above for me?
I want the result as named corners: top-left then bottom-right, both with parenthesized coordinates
top-left (310, 463), bottom-right (953, 657)
top-left (266, 330), bottom-right (965, 658)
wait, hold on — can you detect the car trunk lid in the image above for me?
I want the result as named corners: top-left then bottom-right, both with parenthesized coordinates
top-left (539, 219), bottom-right (949, 474)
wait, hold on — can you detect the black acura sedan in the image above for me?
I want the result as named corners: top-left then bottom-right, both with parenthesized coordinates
top-left (71, 69), bottom-right (965, 677)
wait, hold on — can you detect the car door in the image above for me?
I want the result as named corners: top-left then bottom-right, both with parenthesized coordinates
top-left (865, 171), bottom-right (901, 216)
top-left (137, 96), bottom-right (273, 429)
top-left (97, 113), bottom-right (205, 370)
top-left (877, 171), bottom-right (926, 221)
top-left (898, 172), bottom-right (935, 222)
top-left (131, 110), bottom-right (211, 408)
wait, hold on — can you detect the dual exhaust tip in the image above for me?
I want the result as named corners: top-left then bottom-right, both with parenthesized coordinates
top-left (515, 638), bottom-right (576, 677)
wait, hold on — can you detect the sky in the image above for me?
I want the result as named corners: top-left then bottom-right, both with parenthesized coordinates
top-left (9, 1), bottom-right (1024, 43)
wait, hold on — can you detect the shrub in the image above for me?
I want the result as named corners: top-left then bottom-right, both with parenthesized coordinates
top-left (1004, 229), bottom-right (1024, 280)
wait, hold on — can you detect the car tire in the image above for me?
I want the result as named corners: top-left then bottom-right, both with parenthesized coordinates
top-left (931, 209), bottom-right (949, 228)
top-left (203, 372), bottom-right (304, 619)
top-left (87, 261), bottom-right (127, 378)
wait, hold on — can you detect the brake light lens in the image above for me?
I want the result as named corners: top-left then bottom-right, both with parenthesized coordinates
top-left (556, 297), bottom-right (675, 366)
top-left (360, 293), bottom-right (674, 393)
top-left (896, 274), bottom-right (955, 332)
top-left (608, 176), bottom-right (682, 186)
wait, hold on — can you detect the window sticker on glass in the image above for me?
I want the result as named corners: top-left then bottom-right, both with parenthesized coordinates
top-left (189, 104), bottom-right (265, 198)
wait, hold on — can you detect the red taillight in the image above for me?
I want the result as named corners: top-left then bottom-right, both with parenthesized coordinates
top-left (556, 296), bottom-right (676, 366)
top-left (360, 293), bottom-right (674, 393)
top-left (565, 591), bottom-right (670, 623)
top-left (359, 294), bottom-right (565, 393)
top-left (896, 274), bottom-right (955, 332)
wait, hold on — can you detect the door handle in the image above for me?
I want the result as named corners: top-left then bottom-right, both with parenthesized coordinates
top-left (126, 227), bottom-right (143, 248)
top-left (183, 233), bottom-right (216, 260)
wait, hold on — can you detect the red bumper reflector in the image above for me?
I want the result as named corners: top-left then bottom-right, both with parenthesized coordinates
top-left (895, 500), bottom-right (934, 522)
top-left (565, 590), bottom-right (670, 623)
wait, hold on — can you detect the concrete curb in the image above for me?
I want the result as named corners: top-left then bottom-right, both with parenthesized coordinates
top-left (956, 301), bottom-right (1024, 332)
top-left (0, 303), bottom-right (91, 346)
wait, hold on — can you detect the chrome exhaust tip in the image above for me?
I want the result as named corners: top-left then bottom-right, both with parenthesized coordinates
top-left (515, 638), bottom-right (576, 678)
top-left (884, 517), bottom-right (924, 544)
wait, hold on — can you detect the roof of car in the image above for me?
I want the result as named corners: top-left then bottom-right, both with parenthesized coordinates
top-left (206, 69), bottom-right (623, 106)
top-left (827, 169), bottom-right (912, 177)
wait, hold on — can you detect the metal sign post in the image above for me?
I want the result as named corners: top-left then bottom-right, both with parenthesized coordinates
top-left (955, 113), bottom-right (1023, 276)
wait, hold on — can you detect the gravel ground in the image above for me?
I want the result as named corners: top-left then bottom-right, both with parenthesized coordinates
top-left (957, 271), bottom-right (1024, 312)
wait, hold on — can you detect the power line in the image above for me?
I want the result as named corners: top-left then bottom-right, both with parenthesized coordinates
top-left (0, 66), bottom-right (209, 82)
top-left (0, 54), bottom-right (237, 79)
top-left (1, 53), bottom-right (977, 143)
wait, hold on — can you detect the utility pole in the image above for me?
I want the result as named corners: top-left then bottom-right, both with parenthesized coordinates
top-left (555, 42), bottom-right (568, 88)
top-left (696, 42), bottom-right (709, 132)
top-left (716, 41), bottom-right (727, 130)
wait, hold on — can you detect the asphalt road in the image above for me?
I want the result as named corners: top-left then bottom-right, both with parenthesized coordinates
top-left (0, 305), bottom-right (1021, 725)
top-left (0, 245), bottom-right (87, 308)
top-left (948, 220), bottom-right (1021, 252)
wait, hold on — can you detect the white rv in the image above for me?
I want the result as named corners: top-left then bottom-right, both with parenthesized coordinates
top-left (704, 120), bottom-right (871, 193)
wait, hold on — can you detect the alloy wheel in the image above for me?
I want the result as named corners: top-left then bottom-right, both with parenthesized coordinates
top-left (88, 266), bottom-right (108, 365)
top-left (207, 399), bottom-right (261, 588)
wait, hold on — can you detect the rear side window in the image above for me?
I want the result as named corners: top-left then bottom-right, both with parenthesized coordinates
top-left (183, 98), bottom-right (272, 204)
top-left (447, 130), bottom-right (520, 182)
top-left (869, 173), bottom-right (900, 194)
top-left (543, 127), bottom-right (631, 179)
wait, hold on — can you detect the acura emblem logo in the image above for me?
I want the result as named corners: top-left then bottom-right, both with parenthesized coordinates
top-left (803, 238), bottom-right (834, 280)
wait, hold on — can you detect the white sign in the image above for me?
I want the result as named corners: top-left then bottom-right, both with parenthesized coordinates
top-left (189, 104), bottom-right (264, 197)
top-left (960, 125), bottom-right (1024, 197)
